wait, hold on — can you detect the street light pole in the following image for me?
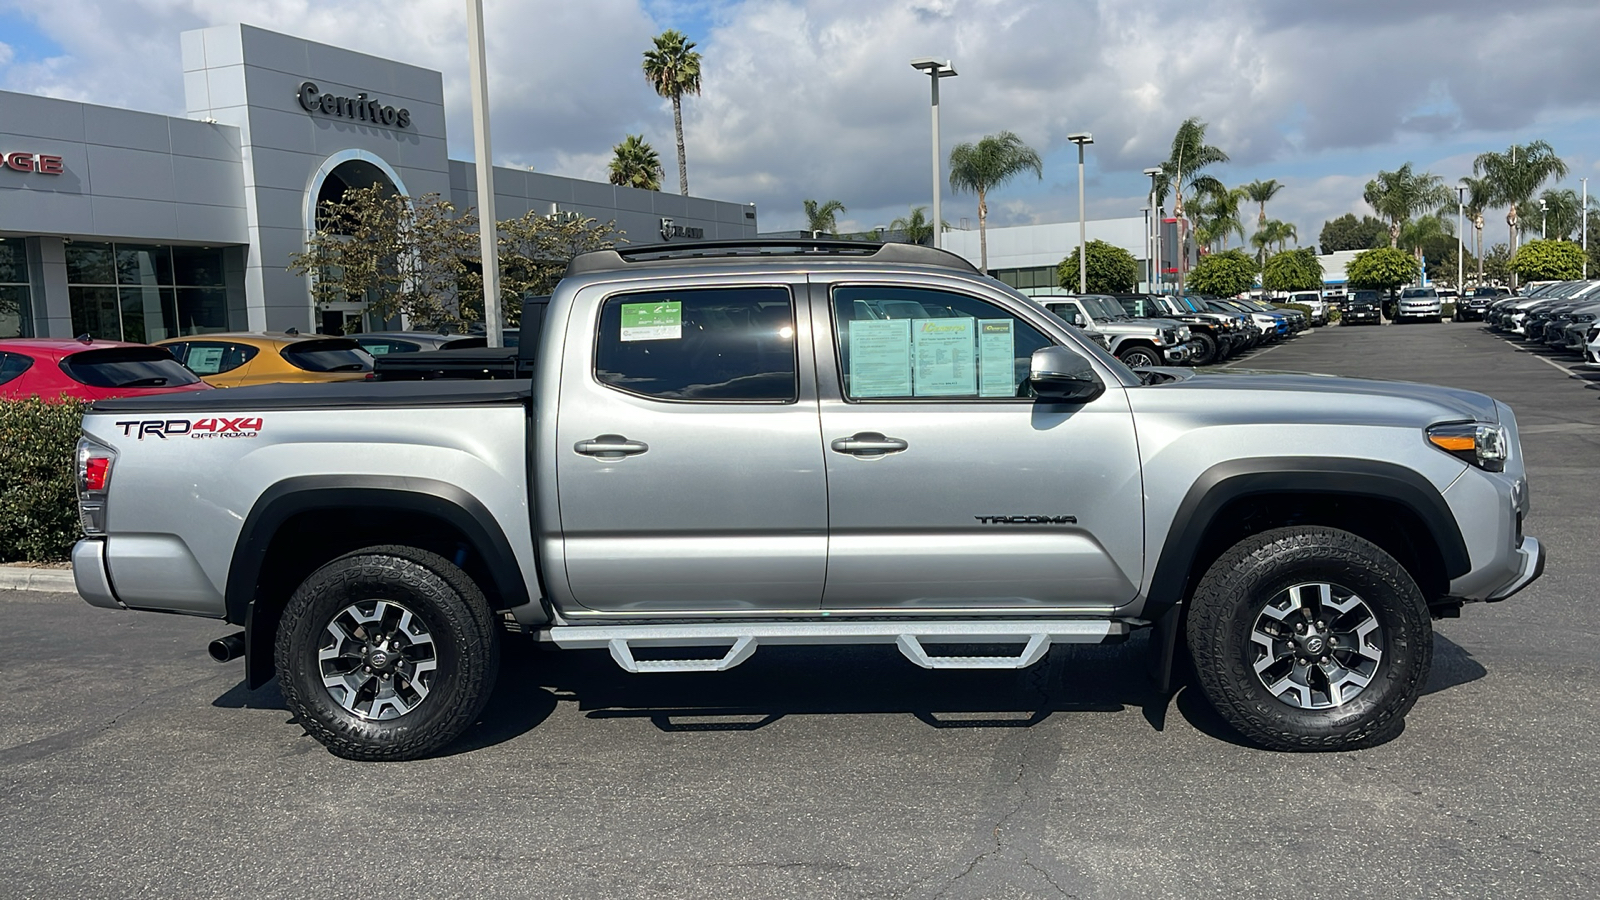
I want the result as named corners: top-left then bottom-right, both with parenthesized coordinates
top-left (1540, 198), bottom-right (1548, 241)
top-left (911, 58), bottom-right (957, 250)
top-left (1584, 177), bottom-right (1590, 279)
top-left (1067, 132), bottom-right (1093, 293)
top-left (465, 0), bottom-right (502, 348)
top-left (1457, 186), bottom-right (1465, 293)
top-left (1144, 167), bottom-right (1163, 292)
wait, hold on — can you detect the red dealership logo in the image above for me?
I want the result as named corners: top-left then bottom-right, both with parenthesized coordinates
top-left (3, 152), bottom-right (64, 174)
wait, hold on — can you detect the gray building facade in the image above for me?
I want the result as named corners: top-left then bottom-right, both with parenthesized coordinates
top-left (0, 23), bottom-right (757, 340)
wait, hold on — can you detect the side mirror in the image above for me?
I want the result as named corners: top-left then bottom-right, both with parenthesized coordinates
top-left (1029, 346), bottom-right (1105, 404)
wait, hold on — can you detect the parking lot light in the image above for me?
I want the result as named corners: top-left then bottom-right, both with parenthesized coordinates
top-left (1068, 132), bottom-right (1093, 293)
top-left (911, 58), bottom-right (957, 250)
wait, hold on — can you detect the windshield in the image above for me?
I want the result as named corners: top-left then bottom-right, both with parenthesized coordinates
top-left (59, 347), bottom-right (202, 388)
top-left (1081, 296), bottom-right (1126, 319)
top-left (1348, 290), bottom-right (1379, 305)
top-left (280, 339), bottom-right (374, 373)
top-left (1399, 288), bottom-right (1435, 298)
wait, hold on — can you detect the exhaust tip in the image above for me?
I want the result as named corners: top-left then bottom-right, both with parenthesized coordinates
top-left (208, 632), bottom-right (246, 663)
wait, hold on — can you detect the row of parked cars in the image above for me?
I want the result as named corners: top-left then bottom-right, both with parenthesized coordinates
top-left (1484, 280), bottom-right (1600, 365)
top-left (1040, 293), bottom-right (1312, 367)
top-left (0, 329), bottom-right (510, 402)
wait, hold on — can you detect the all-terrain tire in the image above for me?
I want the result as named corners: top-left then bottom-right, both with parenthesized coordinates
top-left (1118, 345), bottom-right (1162, 368)
top-left (1189, 332), bottom-right (1219, 366)
top-left (1185, 526), bottom-right (1432, 752)
top-left (275, 544), bottom-right (500, 761)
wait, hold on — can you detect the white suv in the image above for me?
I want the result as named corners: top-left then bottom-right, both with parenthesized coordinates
top-left (1397, 287), bottom-right (1442, 324)
top-left (1290, 292), bottom-right (1329, 326)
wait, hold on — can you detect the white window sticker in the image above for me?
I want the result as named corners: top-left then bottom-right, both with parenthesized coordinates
top-left (912, 317), bottom-right (976, 397)
top-left (977, 319), bottom-right (1016, 397)
top-left (187, 345), bottom-right (224, 375)
top-left (847, 318), bottom-right (913, 397)
top-left (620, 300), bottom-right (682, 342)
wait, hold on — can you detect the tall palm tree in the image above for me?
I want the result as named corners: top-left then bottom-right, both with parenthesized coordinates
top-left (607, 134), bottom-right (663, 191)
top-left (802, 199), bottom-right (846, 236)
top-left (1194, 186), bottom-right (1245, 253)
top-left (1363, 163), bottom-right (1452, 248)
top-left (642, 30), bottom-right (703, 197)
top-left (947, 131), bottom-right (1044, 273)
top-left (1397, 213), bottom-right (1454, 273)
top-left (1243, 179), bottom-right (1284, 229)
top-left (1473, 141), bottom-right (1568, 264)
top-left (1157, 118), bottom-right (1229, 295)
top-left (888, 206), bottom-right (946, 245)
top-left (1460, 175), bottom-right (1492, 285)
top-left (1519, 187), bottom-right (1581, 241)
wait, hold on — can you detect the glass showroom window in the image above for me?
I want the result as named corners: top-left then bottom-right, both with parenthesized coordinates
top-left (0, 238), bottom-right (33, 338)
top-left (67, 242), bottom-right (229, 342)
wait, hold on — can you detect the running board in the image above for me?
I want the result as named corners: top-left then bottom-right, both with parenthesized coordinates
top-left (544, 620), bottom-right (1127, 674)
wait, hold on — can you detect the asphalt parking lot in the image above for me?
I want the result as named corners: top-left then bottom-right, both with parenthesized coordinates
top-left (3, 320), bottom-right (1597, 899)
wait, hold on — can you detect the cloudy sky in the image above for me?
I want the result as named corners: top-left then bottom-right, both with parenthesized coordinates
top-left (2, 0), bottom-right (1598, 248)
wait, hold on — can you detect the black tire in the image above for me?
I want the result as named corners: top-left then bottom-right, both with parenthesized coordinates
top-left (1185, 526), bottom-right (1432, 751)
top-left (275, 545), bottom-right (500, 761)
top-left (1118, 345), bottom-right (1161, 368)
top-left (1189, 332), bottom-right (1219, 366)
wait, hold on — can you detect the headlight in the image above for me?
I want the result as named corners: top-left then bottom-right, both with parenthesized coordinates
top-left (1427, 422), bottom-right (1508, 472)
top-left (1179, 326), bottom-right (1192, 341)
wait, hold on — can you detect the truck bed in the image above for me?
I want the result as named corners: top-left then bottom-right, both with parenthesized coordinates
top-left (91, 379), bottom-right (532, 412)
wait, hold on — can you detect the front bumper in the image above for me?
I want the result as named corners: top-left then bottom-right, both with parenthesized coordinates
top-left (1163, 343), bottom-right (1192, 364)
top-left (1487, 537), bottom-right (1545, 601)
top-left (71, 538), bottom-right (124, 610)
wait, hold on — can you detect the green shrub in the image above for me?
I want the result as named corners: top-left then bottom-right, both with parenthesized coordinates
top-left (1441, 301), bottom-right (1456, 319)
top-left (0, 398), bottom-right (85, 563)
top-left (1327, 307), bottom-right (1342, 323)
top-left (1273, 302), bottom-right (1314, 320)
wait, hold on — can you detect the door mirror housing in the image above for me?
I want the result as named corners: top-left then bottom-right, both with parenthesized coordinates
top-left (1029, 346), bottom-right (1105, 404)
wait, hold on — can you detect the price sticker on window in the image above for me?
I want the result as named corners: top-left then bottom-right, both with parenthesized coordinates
top-left (620, 301), bottom-right (682, 342)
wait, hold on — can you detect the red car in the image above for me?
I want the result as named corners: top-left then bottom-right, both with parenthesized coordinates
top-left (0, 338), bottom-right (213, 403)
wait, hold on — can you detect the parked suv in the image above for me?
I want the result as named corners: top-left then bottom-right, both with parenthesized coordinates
top-left (1112, 293), bottom-right (1238, 365)
top-left (1039, 294), bottom-right (1192, 368)
top-left (73, 240), bottom-right (1543, 761)
top-left (1342, 290), bottom-right (1383, 325)
top-left (1288, 292), bottom-right (1329, 326)
top-left (1396, 287), bottom-right (1442, 324)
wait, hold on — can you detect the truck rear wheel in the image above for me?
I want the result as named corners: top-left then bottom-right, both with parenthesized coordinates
top-left (275, 545), bottom-right (499, 761)
top-left (1185, 526), bottom-right (1432, 751)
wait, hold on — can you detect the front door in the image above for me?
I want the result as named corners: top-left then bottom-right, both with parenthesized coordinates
top-left (815, 282), bottom-right (1143, 611)
top-left (554, 281), bottom-right (828, 613)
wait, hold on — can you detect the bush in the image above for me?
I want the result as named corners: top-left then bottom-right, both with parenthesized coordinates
top-left (0, 398), bottom-right (85, 562)
top-left (1441, 302), bottom-right (1456, 319)
top-left (1273, 302), bottom-right (1314, 320)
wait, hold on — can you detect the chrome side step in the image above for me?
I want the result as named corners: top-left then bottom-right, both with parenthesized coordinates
top-left (544, 620), bottom-right (1126, 674)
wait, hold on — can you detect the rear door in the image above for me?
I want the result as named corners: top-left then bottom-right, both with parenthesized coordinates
top-left (553, 279), bottom-right (829, 613)
top-left (813, 280), bottom-right (1144, 612)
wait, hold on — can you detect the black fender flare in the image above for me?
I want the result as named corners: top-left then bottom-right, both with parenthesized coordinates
top-left (1145, 457), bottom-right (1470, 693)
top-left (229, 475), bottom-right (537, 688)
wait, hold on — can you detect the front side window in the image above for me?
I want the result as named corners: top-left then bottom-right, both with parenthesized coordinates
top-left (832, 286), bottom-right (1053, 401)
top-left (594, 287), bottom-right (797, 402)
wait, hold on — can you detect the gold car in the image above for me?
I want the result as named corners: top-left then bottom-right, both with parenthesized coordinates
top-left (156, 332), bottom-right (373, 387)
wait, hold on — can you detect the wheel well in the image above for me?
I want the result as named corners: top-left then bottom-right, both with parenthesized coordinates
top-left (1185, 492), bottom-right (1450, 604)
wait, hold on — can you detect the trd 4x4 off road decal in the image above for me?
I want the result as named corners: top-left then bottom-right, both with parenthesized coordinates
top-left (114, 418), bottom-right (264, 440)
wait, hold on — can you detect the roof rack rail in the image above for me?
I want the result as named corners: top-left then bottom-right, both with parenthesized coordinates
top-left (565, 239), bottom-right (978, 277)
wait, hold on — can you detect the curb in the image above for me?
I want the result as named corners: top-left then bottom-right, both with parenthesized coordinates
top-left (0, 565), bottom-right (77, 593)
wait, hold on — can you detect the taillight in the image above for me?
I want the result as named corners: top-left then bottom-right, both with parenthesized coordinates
top-left (76, 436), bottom-right (117, 535)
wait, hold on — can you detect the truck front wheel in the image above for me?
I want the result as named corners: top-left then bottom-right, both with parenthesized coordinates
top-left (275, 545), bottom-right (500, 761)
top-left (1185, 526), bottom-right (1432, 751)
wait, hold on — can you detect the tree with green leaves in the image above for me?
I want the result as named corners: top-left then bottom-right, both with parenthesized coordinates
top-left (642, 29), bottom-right (703, 196)
top-left (1251, 219), bottom-right (1298, 259)
top-left (1056, 240), bottom-right (1139, 294)
top-left (487, 212), bottom-right (624, 326)
top-left (1363, 163), bottom-right (1452, 248)
top-left (1397, 213), bottom-right (1454, 276)
top-left (1459, 175), bottom-right (1493, 285)
top-left (888, 206), bottom-right (945, 245)
top-left (1346, 246), bottom-right (1419, 298)
top-left (1156, 118), bottom-right (1229, 296)
top-left (1243, 179), bottom-right (1284, 229)
top-left (1508, 239), bottom-right (1585, 282)
top-left (1186, 249), bottom-right (1258, 298)
top-left (607, 134), bottom-right (662, 191)
top-left (802, 198), bottom-right (846, 236)
top-left (1194, 186), bottom-right (1246, 252)
top-left (1261, 248), bottom-right (1324, 293)
top-left (1483, 243), bottom-right (1511, 285)
top-left (1518, 188), bottom-right (1582, 241)
top-left (1318, 214), bottom-right (1389, 253)
top-left (947, 131), bottom-right (1043, 274)
top-left (1473, 141), bottom-right (1568, 278)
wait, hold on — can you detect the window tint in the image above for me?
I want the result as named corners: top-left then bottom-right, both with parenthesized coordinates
top-left (59, 347), bottom-right (201, 388)
top-left (0, 351), bottom-right (35, 386)
top-left (179, 341), bottom-right (258, 375)
top-left (280, 340), bottom-right (373, 373)
top-left (595, 287), bottom-right (797, 402)
top-left (357, 339), bottom-right (422, 356)
top-left (833, 286), bottom-right (1053, 401)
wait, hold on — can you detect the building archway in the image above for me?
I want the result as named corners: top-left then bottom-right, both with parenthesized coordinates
top-left (302, 150), bottom-right (411, 333)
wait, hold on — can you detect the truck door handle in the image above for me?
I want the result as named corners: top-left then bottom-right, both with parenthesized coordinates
top-left (574, 435), bottom-right (649, 459)
top-left (830, 432), bottom-right (908, 456)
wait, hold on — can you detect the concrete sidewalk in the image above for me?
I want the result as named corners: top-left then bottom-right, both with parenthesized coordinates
top-left (0, 564), bottom-right (75, 593)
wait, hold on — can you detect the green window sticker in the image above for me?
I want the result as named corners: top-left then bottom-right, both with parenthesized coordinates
top-left (620, 300), bottom-right (682, 342)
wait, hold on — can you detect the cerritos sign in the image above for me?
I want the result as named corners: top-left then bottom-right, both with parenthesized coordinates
top-left (2, 151), bottom-right (64, 174)
top-left (297, 82), bottom-right (412, 129)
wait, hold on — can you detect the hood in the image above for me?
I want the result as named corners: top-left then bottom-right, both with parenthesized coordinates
top-left (1150, 368), bottom-right (1501, 424)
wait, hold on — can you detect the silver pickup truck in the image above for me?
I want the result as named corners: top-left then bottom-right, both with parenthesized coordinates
top-left (72, 241), bottom-right (1544, 761)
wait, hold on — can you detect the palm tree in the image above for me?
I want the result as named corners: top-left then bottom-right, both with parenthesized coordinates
top-left (1473, 141), bottom-right (1568, 266)
top-left (1252, 219), bottom-right (1299, 258)
top-left (1243, 179), bottom-right (1284, 229)
top-left (1363, 163), bottom-right (1452, 248)
top-left (888, 206), bottom-right (946, 245)
top-left (1397, 213), bottom-right (1454, 275)
top-left (802, 199), bottom-right (846, 236)
top-left (1157, 118), bottom-right (1229, 295)
top-left (642, 30), bottom-right (703, 197)
top-left (607, 135), bottom-right (662, 191)
top-left (1193, 186), bottom-right (1245, 253)
top-left (1460, 175), bottom-right (1492, 285)
top-left (1520, 187), bottom-right (1581, 241)
top-left (947, 131), bottom-right (1043, 273)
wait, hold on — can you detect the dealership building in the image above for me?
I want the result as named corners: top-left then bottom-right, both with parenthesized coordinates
top-left (0, 24), bottom-right (758, 341)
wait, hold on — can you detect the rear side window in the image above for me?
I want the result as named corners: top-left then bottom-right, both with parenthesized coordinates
top-left (594, 287), bottom-right (796, 402)
top-left (358, 339), bottom-right (423, 356)
top-left (59, 347), bottom-right (201, 388)
top-left (173, 341), bottom-right (258, 375)
top-left (280, 339), bottom-right (373, 373)
top-left (0, 351), bottom-right (35, 386)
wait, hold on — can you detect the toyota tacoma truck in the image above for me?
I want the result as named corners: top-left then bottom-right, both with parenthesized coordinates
top-left (71, 240), bottom-right (1544, 761)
